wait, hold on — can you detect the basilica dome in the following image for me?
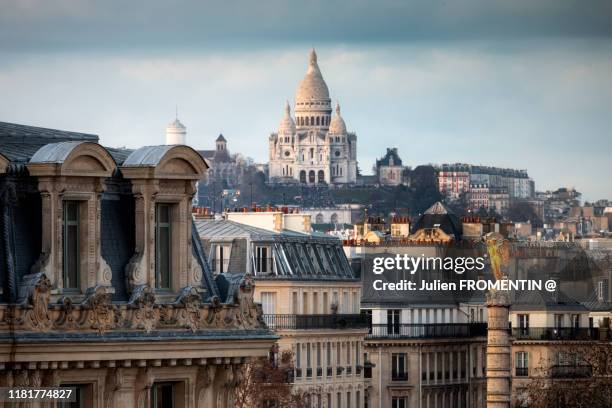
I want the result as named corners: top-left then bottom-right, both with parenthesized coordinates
top-left (279, 101), bottom-right (296, 134)
top-left (295, 49), bottom-right (330, 104)
top-left (328, 103), bottom-right (347, 134)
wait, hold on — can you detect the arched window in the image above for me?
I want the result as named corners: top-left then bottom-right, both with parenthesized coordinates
top-left (300, 170), bottom-right (307, 183)
top-left (308, 170), bottom-right (315, 183)
top-left (318, 170), bottom-right (325, 183)
top-left (311, 116), bottom-right (314, 125)
top-left (316, 117), bottom-right (320, 126)
top-left (316, 213), bottom-right (324, 224)
top-left (331, 213), bottom-right (338, 224)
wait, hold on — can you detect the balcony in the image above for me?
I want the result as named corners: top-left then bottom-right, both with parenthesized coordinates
top-left (366, 323), bottom-right (487, 339)
top-left (263, 314), bottom-right (369, 330)
top-left (512, 327), bottom-right (599, 341)
top-left (550, 365), bottom-right (592, 379)
top-left (392, 372), bottom-right (409, 381)
top-left (515, 367), bottom-right (528, 377)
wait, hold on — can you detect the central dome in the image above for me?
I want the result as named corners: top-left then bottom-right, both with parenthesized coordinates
top-left (295, 49), bottom-right (330, 103)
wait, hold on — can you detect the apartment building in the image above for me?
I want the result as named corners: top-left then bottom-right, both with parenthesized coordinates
top-left (196, 210), bottom-right (370, 408)
top-left (509, 290), bottom-right (612, 406)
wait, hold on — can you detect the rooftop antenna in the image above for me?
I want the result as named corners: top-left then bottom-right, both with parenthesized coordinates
top-left (175, 104), bottom-right (178, 119)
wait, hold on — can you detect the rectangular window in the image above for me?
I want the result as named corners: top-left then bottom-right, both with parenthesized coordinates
top-left (515, 352), bottom-right (529, 377)
top-left (260, 292), bottom-right (276, 315)
top-left (387, 309), bottom-right (401, 335)
top-left (323, 292), bottom-right (328, 313)
top-left (62, 201), bottom-right (80, 289)
top-left (554, 314), bottom-right (564, 328)
top-left (571, 314), bottom-right (580, 328)
top-left (155, 204), bottom-right (172, 289)
top-left (356, 391), bottom-right (361, 408)
top-left (213, 244), bottom-right (230, 274)
top-left (392, 353), bottom-right (407, 381)
top-left (392, 397), bottom-right (407, 408)
top-left (347, 392), bottom-right (351, 408)
top-left (312, 292), bottom-right (318, 314)
top-left (337, 392), bottom-right (341, 408)
top-left (518, 314), bottom-right (529, 334)
top-left (151, 382), bottom-right (175, 408)
top-left (296, 343), bottom-right (301, 368)
top-left (255, 246), bottom-right (270, 274)
top-left (59, 384), bottom-right (92, 408)
top-left (316, 342), bottom-right (321, 368)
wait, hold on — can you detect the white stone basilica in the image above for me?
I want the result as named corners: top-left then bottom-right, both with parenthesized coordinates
top-left (268, 49), bottom-right (357, 185)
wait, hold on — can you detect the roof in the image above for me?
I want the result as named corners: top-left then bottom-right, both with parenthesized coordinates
top-left (29, 141), bottom-right (86, 163)
top-left (216, 134), bottom-right (226, 142)
top-left (376, 147), bottom-right (403, 167)
top-left (413, 201), bottom-right (463, 240)
top-left (295, 49), bottom-right (330, 103)
top-left (0, 121), bottom-right (98, 145)
top-left (0, 121), bottom-right (99, 164)
top-left (123, 145), bottom-right (175, 167)
top-left (511, 289), bottom-right (588, 312)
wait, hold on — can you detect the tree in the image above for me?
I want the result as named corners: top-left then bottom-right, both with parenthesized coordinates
top-left (518, 341), bottom-right (612, 408)
top-left (234, 347), bottom-right (309, 408)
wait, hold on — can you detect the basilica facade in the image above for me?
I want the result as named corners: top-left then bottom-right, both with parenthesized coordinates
top-left (268, 50), bottom-right (358, 185)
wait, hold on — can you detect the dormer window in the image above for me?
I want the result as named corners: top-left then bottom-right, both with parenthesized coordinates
top-left (155, 203), bottom-right (172, 289)
top-left (63, 200), bottom-right (81, 290)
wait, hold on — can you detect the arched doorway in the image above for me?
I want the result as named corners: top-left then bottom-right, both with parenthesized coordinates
top-left (317, 170), bottom-right (325, 184)
top-left (300, 170), bottom-right (306, 183)
top-left (308, 170), bottom-right (315, 184)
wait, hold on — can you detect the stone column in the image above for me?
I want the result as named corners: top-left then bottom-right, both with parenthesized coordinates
top-left (486, 291), bottom-right (511, 408)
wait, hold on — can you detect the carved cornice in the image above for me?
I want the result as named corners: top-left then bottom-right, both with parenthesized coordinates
top-left (1, 273), bottom-right (266, 334)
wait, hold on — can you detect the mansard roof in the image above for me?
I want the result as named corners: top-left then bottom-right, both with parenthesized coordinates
top-left (196, 219), bottom-right (356, 281)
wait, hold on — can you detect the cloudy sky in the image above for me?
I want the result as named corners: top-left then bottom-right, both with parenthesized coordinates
top-left (1, 0), bottom-right (611, 201)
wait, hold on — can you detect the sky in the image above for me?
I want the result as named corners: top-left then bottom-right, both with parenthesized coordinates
top-left (1, 0), bottom-right (611, 201)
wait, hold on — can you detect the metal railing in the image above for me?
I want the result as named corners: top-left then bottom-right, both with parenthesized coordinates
top-left (263, 314), bottom-right (369, 330)
top-left (515, 367), bottom-right (529, 377)
top-left (366, 323), bottom-right (487, 339)
top-left (550, 365), bottom-right (592, 379)
top-left (512, 327), bottom-right (599, 341)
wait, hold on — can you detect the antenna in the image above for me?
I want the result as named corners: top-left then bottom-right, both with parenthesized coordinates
top-left (175, 105), bottom-right (178, 119)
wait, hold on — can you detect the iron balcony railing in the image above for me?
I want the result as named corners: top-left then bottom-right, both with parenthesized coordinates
top-left (512, 327), bottom-right (599, 341)
top-left (515, 367), bottom-right (529, 377)
top-left (550, 365), bottom-right (592, 379)
top-left (263, 314), bottom-right (370, 330)
top-left (366, 323), bottom-right (487, 339)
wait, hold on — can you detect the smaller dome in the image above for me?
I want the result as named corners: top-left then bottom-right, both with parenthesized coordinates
top-left (278, 101), bottom-right (296, 134)
top-left (328, 103), bottom-right (346, 134)
top-left (167, 118), bottom-right (186, 130)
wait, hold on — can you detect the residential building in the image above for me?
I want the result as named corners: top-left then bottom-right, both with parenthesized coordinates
top-left (196, 211), bottom-right (370, 407)
top-left (509, 290), bottom-right (611, 407)
top-left (0, 121), bottom-right (276, 407)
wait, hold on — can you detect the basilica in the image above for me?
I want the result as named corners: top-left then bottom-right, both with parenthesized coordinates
top-left (268, 49), bottom-right (358, 185)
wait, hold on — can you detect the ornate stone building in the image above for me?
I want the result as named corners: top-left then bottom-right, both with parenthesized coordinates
top-left (0, 121), bottom-right (275, 407)
top-left (268, 50), bottom-right (358, 185)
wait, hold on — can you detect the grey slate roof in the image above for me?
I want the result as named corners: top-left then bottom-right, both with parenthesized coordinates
top-left (123, 145), bottom-right (175, 167)
top-left (29, 141), bottom-right (86, 163)
top-left (510, 289), bottom-right (587, 312)
top-left (0, 121), bottom-right (98, 144)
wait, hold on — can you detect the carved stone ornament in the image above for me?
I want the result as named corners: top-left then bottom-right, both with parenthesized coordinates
top-left (81, 285), bottom-right (116, 333)
top-left (16, 273), bottom-right (53, 331)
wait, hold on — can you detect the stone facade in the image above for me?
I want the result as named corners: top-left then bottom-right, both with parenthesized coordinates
top-left (268, 50), bottom-right (357, 185)
top-left (0, 121), bottom-right (276, 408)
